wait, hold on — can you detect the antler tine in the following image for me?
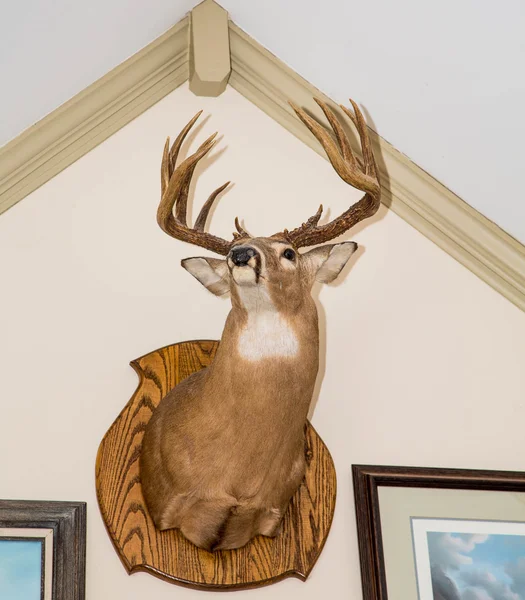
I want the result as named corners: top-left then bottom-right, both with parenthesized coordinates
top-left (233, 217), bottom-right (249, 238)
top-left (160, 111), bottom-right (204, 201)
top-left (342, 100), bottom-right (377, 177)
top-left (160, 132), bottom-right (216, 229)
top-left (157, 113), bottom-right (233, 256)
top-left (161, 136), bottom-right (172, 198)
top-left (194, 181), bottom-right (230, 231)
top-left (290, 101), bottom-right (375, 193)
top-left (160, 111), bottom-right (204, 200)
top-left (314, 99), bottom-right (355, 166)
top-left (307, 204), bottom-right (324, 227)
top-left (173, 132), bottom-right (217, 225)
top-left (169, 110), bottom-right (202, 171)
top-left (282, 98), bottom-right (381, 248)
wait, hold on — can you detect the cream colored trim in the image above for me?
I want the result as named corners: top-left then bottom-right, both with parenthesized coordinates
top-left (1, 13), bottom-right (523, 311)
top-left (189, 0), bottom-right (231, 96)
top-left (0, 18), bottom-right (189, 215)
top-left (229, 22), bottom-right (525, 312)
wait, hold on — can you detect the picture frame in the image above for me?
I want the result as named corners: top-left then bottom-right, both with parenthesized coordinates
top-left (0, 500), bottom-right (86, 600)
top-left (353, 464), bottom-right (525, 600)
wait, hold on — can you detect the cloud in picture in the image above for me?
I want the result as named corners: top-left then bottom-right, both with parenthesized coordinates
top-left (427, 530), bottom-right (525, 600)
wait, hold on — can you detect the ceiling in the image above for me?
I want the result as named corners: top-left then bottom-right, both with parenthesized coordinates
top-left (2, 0), bottom-right (524, 244)
top-left (0, 0), bottom-right (195, 145)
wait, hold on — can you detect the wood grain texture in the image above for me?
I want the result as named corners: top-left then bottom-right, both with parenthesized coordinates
top-left (96, 340), bottom-right (336, 590)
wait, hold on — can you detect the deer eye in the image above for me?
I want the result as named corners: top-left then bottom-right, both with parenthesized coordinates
top-left (283, 248), bottom-right (296, 261)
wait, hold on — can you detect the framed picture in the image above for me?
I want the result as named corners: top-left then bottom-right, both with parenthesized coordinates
top-left (0, 500), bottom-right (86, 600)
top-left (353, 464), bottom-right (525, 600)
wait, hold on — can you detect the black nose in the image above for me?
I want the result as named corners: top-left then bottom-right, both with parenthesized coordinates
top-left (231, 246), bottom-right (257, 266)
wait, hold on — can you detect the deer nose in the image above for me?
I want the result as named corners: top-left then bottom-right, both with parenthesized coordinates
top-left (231, 246), bottom-right (257, 266)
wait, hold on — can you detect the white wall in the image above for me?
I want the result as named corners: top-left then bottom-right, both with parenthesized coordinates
top-left (0, 0), bottom-right (197, 146)
top-left (1, 84), bottom-right (524, 600)
top-left (3, 1), bottom-right (524, 245)
top-left (220, 0), bottom-right (525, 245)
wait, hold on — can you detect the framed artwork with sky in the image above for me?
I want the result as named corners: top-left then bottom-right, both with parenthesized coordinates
top-left (353, 465), bottom-right (525, 600)
top-left (412, 517), bottom-right (525, 599)
top-left (0, 500), bottom-right (86, 600)
top-left (0, 527), bottom-right (53, 598)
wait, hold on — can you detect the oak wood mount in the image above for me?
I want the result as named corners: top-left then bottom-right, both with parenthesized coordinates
top-left (96, 340), bottom-right (336, 591)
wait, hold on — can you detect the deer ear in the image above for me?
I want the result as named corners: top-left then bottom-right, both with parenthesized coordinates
top-left (304, 242), bottom-right (358, 284)
top-left (181, 257), bottom-right (230, 296)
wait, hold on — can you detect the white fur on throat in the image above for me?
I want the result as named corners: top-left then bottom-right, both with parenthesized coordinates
top-left (236, 286), bottom-right (299, 361)
top-left (238, 311), bottom-right (299, 361)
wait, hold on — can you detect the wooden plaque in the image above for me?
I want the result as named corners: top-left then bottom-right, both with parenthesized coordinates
top-left (96, 340), bottom-right (336, 590)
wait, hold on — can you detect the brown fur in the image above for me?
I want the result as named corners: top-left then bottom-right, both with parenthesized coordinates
top-left (140, 238), bottom-right (356, 551)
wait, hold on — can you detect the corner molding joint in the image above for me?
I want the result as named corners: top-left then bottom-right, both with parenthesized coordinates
top-left (189, 0), bottom-right (231, 97)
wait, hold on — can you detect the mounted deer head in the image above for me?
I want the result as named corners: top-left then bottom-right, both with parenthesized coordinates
top-left (140, 99), bottom-right (381, 551)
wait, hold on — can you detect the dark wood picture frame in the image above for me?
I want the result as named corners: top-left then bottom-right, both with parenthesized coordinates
top-left (352, 464), bottom-right (525, 600)
top-left (0, 500), bottom-right (87, 600)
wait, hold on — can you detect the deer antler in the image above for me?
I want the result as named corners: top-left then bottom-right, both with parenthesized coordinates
top-left (157, 112), bottom-right (244, 256)
top-left (159, 100), bottom-right (379, 254)
top-left (281, 98), bottom-right (381, 248)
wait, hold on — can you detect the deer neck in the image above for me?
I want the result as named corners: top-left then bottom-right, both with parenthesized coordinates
top-left (211, 284), bottom-right (319, 385)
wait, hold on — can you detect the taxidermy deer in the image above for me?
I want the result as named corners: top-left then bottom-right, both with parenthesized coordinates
top-left (140, 98), bottom-right (381, 551)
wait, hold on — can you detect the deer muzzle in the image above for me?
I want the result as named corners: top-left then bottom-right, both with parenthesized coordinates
top-left (230, 246), bottom-right (258, 267)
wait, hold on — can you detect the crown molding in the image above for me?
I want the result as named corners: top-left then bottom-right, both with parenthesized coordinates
top-left (0, 17), bottom-right (189, 215)
top-left (228, 22), bottom-right (525, 312)
top-left (0, 5), bottom-right (523, 312)
top-left (189, 0), bottom-right (230, 96)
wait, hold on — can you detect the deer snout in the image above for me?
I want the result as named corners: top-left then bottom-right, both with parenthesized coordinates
top-left (231, 246), bottom-right (258, 266)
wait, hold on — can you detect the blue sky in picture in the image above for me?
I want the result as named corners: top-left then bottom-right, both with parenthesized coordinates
top-left (428, 531), bottom-right (525, 600)
top-left (0, 539), bottom-right (42, 600)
